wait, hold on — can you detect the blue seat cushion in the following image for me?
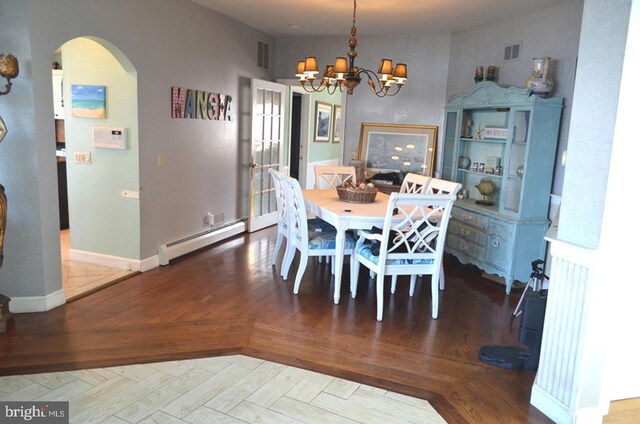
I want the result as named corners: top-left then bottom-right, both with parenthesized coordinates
top-left (303, 232), bottom-right (356, 251)
top-left (283, 218), bottom-right (333, 233)
top-left (356, 243), bottom-right (434, 265)
top-left (308, 218), bottom-right (334, 232)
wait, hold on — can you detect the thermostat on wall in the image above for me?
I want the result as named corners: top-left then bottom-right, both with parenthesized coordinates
top-left (93, 126), bottom-right (127, 150)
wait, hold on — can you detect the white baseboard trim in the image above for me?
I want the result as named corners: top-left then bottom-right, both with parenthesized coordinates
top-left (158, 221), bottom-right (246, 265)
top-left (531, 384), bottom-right (571, 424)
top-left (9, 289), bottom-right (66, 313)
top-left (140, 255), bottom-right (160, 272)
top-left (69, 249), bottom-right (148, 272)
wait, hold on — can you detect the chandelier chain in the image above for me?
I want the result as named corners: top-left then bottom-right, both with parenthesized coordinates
top-left (353, 0), bottom-right (357, 28)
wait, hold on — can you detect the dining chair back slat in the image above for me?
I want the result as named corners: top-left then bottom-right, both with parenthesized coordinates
top-left (400, 173), bottom-right (432, 194)
top-left (315, 166), bottom-right (357, 189)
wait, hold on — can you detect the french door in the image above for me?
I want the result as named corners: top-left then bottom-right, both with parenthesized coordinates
top-left (247, 79), bottom-right (285, 232)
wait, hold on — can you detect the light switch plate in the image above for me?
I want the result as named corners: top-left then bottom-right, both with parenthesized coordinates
top-left (121, 190), bottom-right (139, 199)
top-left (74, 152), bottom-right (91, 164)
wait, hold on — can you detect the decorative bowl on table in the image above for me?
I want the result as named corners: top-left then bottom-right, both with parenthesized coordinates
top-left (336, 182), bottom-right (378, 204)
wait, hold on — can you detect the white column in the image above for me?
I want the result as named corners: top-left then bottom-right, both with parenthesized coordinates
top-left (530, 239), bottom-right (608, 423)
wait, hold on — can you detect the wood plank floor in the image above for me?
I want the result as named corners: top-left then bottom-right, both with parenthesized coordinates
top-left (0, 227), bottom-right (554, 423)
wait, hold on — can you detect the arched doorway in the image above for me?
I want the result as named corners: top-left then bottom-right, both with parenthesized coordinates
top-left (52, 37), bottom-right (140, 301)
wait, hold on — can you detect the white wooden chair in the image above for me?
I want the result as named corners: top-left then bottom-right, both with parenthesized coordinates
top-left (314, 166), bottom-right (357, 189)
top-left (313, 165), bottom-right (357, 265)
top-left (390, 178), bottom-right (462, 294)
top-left (425, 177), bottom-right (462, 196)
top-left (399, 173), bottom-right (432, 194)
top-left (349, 192), bottom-right (457, 320)
top-left (268, 168), bottom-right (331, 273)
top-left (388, 173), bottom-right (432, 292)
top-left (280, 174), bottom-right (355, 295)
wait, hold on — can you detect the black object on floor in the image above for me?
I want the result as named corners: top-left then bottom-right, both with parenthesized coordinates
top-left (478, 345), bottom-right (529, 369)
top-left (479, 287), bottom-right (548, 370)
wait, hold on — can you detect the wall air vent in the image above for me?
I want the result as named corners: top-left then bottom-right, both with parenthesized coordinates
top-left (257, 40), bottom-right (270, 70)
top-left (504, 42), bottom-right (522, 61)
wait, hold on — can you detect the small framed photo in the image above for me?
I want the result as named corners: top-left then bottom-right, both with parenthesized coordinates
top-left (332, 105), bottom-right (341, 143)
top-left (314, 101), bottom-right (332, 142)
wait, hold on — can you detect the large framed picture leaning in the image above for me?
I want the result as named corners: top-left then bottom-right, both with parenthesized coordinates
top-left (358, 123), bottom-right (438, 182)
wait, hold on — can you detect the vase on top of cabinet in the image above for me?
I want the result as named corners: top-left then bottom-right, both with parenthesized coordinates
top-left (441, 81), bottom-right (562, 294)
top-left (525, 57), bottom-right (553, 98)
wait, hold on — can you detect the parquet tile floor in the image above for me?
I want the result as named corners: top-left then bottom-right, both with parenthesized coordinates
top-left (60, 229), bottom-right (139, 302)
top-left (0, 355), bottom-right (445, 424)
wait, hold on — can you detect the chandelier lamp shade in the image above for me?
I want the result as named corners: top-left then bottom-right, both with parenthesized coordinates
top-left (295, 0), bottom-right (407, 97)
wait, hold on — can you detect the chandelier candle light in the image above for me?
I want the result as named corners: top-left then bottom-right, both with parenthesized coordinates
top-left (295, 0), bottom-right (407, 97)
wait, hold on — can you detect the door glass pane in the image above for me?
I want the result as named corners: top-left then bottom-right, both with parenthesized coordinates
top-left (442, 111), bottom-right (457, 181)
top-left (504, 177), bottom-right (522, 213)
top-left (255, 142), bottom-right (264, 164)
top-left (514, 110), bottom-right (530, 143)
top-left (265, 90), bottom-right (273, 116)
top-left (253, 170), bottom-right (263, 194)
top-left (261, 187), bottom-right (270, 214)
top-left (257, 89), bottom-right (265, 113)
top-left (265, 114), bottom-right (273, 142)
top-left (273, 115), bottom-right (281, 141)
top-left (273, 91), bottom-right (281, 115)
top-left (272, 142), bottom-right (280, 165)
top-left (263, 142), bottom-right (272, 166)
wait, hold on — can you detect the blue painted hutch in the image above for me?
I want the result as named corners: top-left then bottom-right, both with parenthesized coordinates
top-left (441, 82), bottom-right (562, 293)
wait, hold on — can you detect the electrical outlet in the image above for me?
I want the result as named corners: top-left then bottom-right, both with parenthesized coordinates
top-left (74, 152), bottom-right (91, 164)
top-left (206, 212), bottom-right (215, 226)
top-left (157, 153), bottom-right (165, 167)
top-left (351, 152), bottom-right (358, 160)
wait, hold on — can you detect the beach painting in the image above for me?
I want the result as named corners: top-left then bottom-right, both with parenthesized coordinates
top-left (71, 85), bottom-right (106, 118)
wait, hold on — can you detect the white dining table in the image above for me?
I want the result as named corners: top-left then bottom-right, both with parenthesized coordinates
top-left (302, 189), bottom-right (392, 304)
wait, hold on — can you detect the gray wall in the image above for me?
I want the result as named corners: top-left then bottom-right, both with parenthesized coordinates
top-left (0, 1), bottom-right (56, 297)
top-left (0, 0), bottom-right (273, 298)
top-left (557, 0), bottom-right (632, 248)
top-left (446, 0), bottom-right (584, 195)
top-left (275, 34), bottom-right (451, 167)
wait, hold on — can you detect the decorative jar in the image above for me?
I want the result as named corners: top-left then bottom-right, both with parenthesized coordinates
top-left (525, 57), bottom-right (553, 97)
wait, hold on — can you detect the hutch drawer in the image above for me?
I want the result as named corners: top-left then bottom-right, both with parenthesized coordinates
top-left (448, 220), bottom-right (486, 245)
top-left (446, 235), bottom-right (486, 262)
top-left (451, 208), bottom-right (488, 230)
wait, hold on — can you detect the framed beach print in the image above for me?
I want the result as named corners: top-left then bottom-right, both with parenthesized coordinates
top-left (358, 123), bottom-right (438, 177)
top-left (71, 84), bottom-right (106, 118)
top-left (314, 101), bottom-right (332, 142)
top-left (332, 105), bottom-right (342, 143)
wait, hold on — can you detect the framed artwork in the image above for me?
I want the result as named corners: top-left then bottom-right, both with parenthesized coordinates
top-left (314, 101), bottom-right (332, 142)
top-left (71, 85), bottom-right (106, 119)
top-left (332, 105), bottom-right (342, 143)
top-left (358, 123), bottom-right (438, 177)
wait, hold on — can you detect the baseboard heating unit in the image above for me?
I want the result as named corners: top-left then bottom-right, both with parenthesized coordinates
top-left (158, 220), bottom-right (246, 265)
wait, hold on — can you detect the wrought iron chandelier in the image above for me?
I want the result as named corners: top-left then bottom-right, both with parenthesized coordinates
top-left (295, 0), bottom-right (407, 97)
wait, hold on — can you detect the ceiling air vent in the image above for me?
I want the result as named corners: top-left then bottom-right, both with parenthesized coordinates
top-left (504, 42), bottom-right (522, 61)
top-left (257, 41), bottom-right (270, 70)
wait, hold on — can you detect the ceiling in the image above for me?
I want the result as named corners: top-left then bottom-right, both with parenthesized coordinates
top-left (189, 0), bottom-right (565, 38)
